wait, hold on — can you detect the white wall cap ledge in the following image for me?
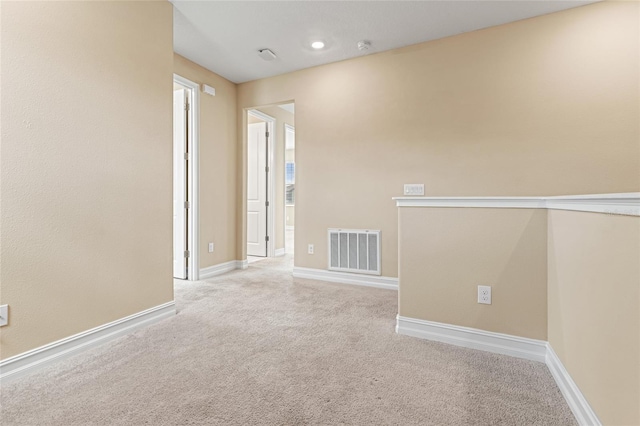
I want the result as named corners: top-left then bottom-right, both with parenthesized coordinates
top-left (393, 192), bottom-right (640, 216)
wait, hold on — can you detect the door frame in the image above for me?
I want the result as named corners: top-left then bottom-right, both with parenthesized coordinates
top-left (173, 74), bottom-right (200, 280)
top-left (247, 109), bottom-right (275, 257)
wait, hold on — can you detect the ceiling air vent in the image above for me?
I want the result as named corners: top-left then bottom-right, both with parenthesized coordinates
top-left (257, 49), bottom-right (277, 61)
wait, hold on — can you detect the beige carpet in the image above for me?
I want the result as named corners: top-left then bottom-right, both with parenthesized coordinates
top-left (0, 255), bottom-right (576, 425)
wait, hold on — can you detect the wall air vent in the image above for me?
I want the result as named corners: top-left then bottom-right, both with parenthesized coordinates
top-left (328, 229), bottom-right (380, 275)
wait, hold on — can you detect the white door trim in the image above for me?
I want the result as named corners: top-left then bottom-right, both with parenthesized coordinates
top-left (172, 88), bottom-right (187, 279)
top-left (247, 109), bottom-right (276, 257)
top-left (173, 74), bottom-right (200, 280)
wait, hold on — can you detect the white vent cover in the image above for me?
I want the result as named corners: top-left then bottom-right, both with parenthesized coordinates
top-left (328, 229), bottom-right (380, 275)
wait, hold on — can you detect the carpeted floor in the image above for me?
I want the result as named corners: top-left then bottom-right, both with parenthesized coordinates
top-left (0, 255), bottom-right (576, 425)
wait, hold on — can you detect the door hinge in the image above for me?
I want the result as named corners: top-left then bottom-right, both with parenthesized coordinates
top-left (185, 100), bottom-right (190, 111)
top-left (184, 250), bottom-right (190, 258)
top-left (265, 235), bottom-right (270, 242)
top-left (265, 131), bottom-right (270, 138)
top-left (184, 201), bottom-right (190, 209)
top-left (265, 166), bottom-right (269, 173)
top-left (265, 201), bottom-right (269, 207)
top-left (184, 153), bottom-right (189, 160)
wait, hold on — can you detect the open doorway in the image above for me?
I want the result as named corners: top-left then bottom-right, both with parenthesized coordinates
top-left (245, 103), bottom-right (294, 265)
top-left (173, 74), bottom-right (199, 280)
top-left (284, 123), bottom-right (295, 255)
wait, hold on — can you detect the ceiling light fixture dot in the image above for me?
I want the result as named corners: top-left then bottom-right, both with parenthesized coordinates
top-left (311, 41), bottom-right (325, 49)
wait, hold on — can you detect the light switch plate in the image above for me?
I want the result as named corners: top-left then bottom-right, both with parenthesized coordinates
top-left (208, 242), bottom-right (214, 253)
top-left (404, 184), bottom-right (424, 196)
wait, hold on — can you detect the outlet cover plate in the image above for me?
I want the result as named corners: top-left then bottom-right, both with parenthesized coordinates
top-left (208, 243), bottom-right (214, 253)
top-left (308, 244), bottom-right (314, 254)
top-left (478, 286), bottom-right (492, 305)
top-left (0, 304), bottom-right (8, 326)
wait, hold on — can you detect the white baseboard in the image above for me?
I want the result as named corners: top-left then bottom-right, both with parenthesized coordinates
top-left (200, 260), bottom-right (238, 279)
top-left (0, 301), bottom-right (175, 383)
top-left (546, 344), bottom-right (601, 426)
top-left (396, 315), bottom-right (601, 425)
top-left (292, 267), bottom-right (398, 290)
top-left (275, 248), bottom-right (286, 257)
top-left (395, 315), bottom-right (547, 362)
top-left (199, 260), bottom-right (249, 278)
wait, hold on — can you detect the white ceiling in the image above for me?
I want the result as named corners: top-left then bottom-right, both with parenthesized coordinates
top-left (172, 1), bottom-right (598, 84)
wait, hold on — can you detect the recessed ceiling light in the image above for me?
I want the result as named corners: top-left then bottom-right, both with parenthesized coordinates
top-left (311, 41), bottom-right (325, 50)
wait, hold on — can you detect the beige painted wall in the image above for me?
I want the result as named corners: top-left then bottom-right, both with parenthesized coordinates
top-left (248, 114), bottom-right (264, 125)
top-left (548, 210), bottom-right (640, 426)
top-left (399, 206), bottom-right (640, 422)
top-left (399, 208), bottom-right (548, 340)
top-left (237, 1), bottom-right (639, 276)
top-left (173, 54), bottom-right (237, 269)
top-left (0, 1), bottom-right (174, 359)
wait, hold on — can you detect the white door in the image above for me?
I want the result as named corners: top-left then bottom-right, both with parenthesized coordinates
top-left (247, 122), bottom-right (268, 257)
top-left (173, 88), bottom-right (188, 278)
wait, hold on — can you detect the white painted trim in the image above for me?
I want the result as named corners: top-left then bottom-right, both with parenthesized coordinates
top-left (293, 267), bottom-right (398, 290)
top-left (285, 226), bottom-right (294, 231)
top-left (275, 248), bottom-right (286, 257)
top-left (0, 302), bottom-right (176, 383)
top-left (395, 315), bottom-right (547, 362)
top-left (393, 193), bottom-right (640, 216)
top-left (247, 109), bottom-right (276, 258)
top-left (545, 193), bottom-right (639, 216)
top-left (268, 119), bottom-right (276, 257)
top-left (395, 316), bottom-right (602, 425)
top-left (394, 196), bottom-right (546, 209)
top-left (546, 344), bottom-right (602, 426)
top-left (199, 260), bottom-right (239, 279)
top-left (199, 260), bottom-right (252, 278)
top-left (174, 74), bottom-right (200, 280)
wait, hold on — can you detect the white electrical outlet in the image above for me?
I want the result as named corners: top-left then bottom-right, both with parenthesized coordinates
top-left (478, 286), bottom-right (492, 305)
top-left (404, 184), bottom-right (424, 196)
top-left (0, 304), bottom-right (8, 327)
top-left (308, 244), bottom-right (314, 254)
top-left (208, 242), bottom-right (214, 253)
